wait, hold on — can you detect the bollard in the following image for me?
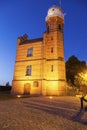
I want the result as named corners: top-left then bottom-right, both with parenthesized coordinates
top-left (80, 96), bottom-right (84, 109)
top-left (80, 95), bottom-right (87, 110)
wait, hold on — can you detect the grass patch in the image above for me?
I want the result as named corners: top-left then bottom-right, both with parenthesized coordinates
top-left (0, 91), bottom-right (30, 101)
top-left (0, 94), bottom-right (16, 101)
top-left (0, 91), bottom-right (16, 101)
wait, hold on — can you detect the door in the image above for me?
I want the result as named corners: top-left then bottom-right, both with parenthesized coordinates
top-left (24, 83), bottom-right (31, 94)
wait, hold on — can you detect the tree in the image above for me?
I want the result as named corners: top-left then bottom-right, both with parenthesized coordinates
top-left (6, 82), bottom-right (10, 86)
top-left (66, 55), bottom-right (87, 87)
top-left (74, 72), bottom-right (87, 93)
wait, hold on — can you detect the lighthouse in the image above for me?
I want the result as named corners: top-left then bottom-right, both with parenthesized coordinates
top-left (12, 5), bottom-right (66, 96)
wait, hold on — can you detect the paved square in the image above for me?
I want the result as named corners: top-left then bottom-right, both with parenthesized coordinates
top-left (0, 96), bottom-right (87, 130)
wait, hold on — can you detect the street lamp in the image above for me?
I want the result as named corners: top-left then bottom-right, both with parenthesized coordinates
top-left (84, 73), bottom-right (87, 79)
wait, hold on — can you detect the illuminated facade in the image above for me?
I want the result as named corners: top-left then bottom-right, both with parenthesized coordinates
top-left (12, 5), bottom-right (66, 96)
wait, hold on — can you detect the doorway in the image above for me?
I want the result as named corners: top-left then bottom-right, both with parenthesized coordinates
top-left (24, 83), bottom-right (31, 94)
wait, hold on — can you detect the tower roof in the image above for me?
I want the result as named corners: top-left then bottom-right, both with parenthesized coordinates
top-left (45, 5), bottom-right (64, 21)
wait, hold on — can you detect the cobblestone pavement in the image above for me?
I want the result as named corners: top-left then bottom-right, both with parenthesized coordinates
top-left (0, 96), bottom-right (87, 130)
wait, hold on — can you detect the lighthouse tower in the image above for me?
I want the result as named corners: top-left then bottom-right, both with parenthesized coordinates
top-left (12, 5), bottom-right (66, 96)
top-left (42, 5), bottom-right (66, 95)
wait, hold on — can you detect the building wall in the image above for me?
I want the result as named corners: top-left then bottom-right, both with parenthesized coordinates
top-left (12, 40), bottom-right (43, 95)
top-left (12, 10), bottom-right (67, 96)
top-left (41, 15), bottom-right (66, 96)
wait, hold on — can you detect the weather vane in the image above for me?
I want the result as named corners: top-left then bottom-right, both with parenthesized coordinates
top-left (59, 0), bottom-right (62, 9)
top-left (53, 0), bottom-right (62, 8)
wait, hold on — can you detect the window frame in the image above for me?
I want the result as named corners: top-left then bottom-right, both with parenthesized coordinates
top-left (26, 65), bottom-right (32, 76)
top-left (33, 81), bottom-right (39, 87)
top-left (27, 48), bottom-right (33, 57)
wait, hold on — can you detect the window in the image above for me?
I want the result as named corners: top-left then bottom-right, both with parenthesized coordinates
top-left (26, 65), bottom-right (32, 76)
top-left (51, 65), bottom-right (54, 72)
top-left (51, 37), bottom-right (53, 40)
top-left (47, 24), bottom-right (50, 33)
top-left (33, 81), bottom-right (39, 87)
top-left (58, 24), bottom-right (61, 31)
top-left (51, 48), bottom-right (53, 53)
top-left (52, 8), bottom-right (54, 11)
top-left (27, 48), bottom-right (33, 57)
top-left (47, 25), bottom-right (49, 33)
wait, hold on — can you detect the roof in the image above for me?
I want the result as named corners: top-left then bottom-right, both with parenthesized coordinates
top-left (19, 37), bottom-right (43, 45)
top-left (45, 5), bottom-right (64, 21)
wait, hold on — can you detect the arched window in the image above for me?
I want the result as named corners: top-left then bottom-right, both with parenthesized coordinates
top-left (58, 24), bottom-right (61, 31)
top-left (47, 25), bottom-right (49, 33)
top-left (51, 47), bottom-right (53, 53)
top-left (46, 23), bottom-right (50, 33)
top-left (26, 65), bottom-right (32, 76)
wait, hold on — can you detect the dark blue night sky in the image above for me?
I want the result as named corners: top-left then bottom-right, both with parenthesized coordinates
top-left (0, 0), bottom-right (87, 85)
